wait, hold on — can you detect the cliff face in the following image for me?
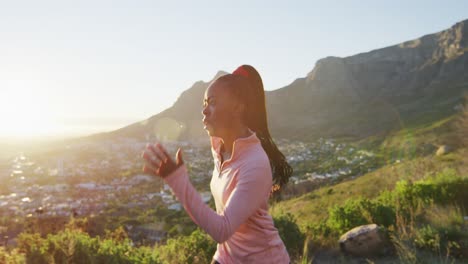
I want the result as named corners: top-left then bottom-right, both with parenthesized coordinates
top-left (311, 19), bottom-right (467, 101)
top-left (266, 19), bottom-right (468, 139)
top-left (95, 19), bottom-right (468, 142)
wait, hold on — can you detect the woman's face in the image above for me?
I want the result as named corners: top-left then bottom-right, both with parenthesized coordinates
top-left (201, 80), bottom-right (241, 138)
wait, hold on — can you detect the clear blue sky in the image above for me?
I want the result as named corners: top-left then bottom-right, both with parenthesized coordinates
top-left (0, 0), bottom-right (467, 139)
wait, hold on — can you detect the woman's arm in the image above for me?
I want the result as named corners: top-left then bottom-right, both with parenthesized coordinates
top-left (164, 164), bottom-right (271, 243)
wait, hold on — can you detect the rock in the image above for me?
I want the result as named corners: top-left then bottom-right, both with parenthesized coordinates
top-left (339, 224), bottom-right (385, 257)
top-left (436, 145), bottom-right (452, 156)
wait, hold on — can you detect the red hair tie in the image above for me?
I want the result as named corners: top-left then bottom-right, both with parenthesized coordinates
top-left (233, 66), bottom-right (249, 78)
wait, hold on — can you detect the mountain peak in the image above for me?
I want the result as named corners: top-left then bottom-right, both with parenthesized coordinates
top-left (212, 70), bottom-right (229, 81)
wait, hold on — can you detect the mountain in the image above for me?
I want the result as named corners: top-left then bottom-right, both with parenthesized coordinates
top-left (91, 19), bottom-right (468, 142)
top-left (89, 70), bottom-right (229, 143)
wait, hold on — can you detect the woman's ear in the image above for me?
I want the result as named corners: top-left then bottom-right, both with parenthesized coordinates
top-left (232, 101), bottom-right (246, 119)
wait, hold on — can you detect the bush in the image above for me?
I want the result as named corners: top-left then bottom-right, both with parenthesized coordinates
top-left (327, 199), bottom-right (370, 234)
top-left (325, 168), bottom-right (468, 235)
top-left (274, 213), bottom-right (305, 258)
top-left (17, 227), bottom-right (160, 264)
top-left (0, 247), bottom-right (25, 264)
top-left (327, 198), bottom-right (395, 234)
top-left (157, 228), bottom-right (216, 264)
top-left (414, 225), bottom-right (441, 251)
top-left (393, 168), bottom-right (468, 209)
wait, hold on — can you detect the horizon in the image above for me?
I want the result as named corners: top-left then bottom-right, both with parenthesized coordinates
top-left (1, 1), bottom-right (467, 140)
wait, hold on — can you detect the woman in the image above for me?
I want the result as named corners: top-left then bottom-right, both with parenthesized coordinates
top-left (142, 65), bottom-right (293, 263)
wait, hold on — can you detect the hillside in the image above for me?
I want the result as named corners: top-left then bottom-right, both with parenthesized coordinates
top-left (268, 107), bottom-right (468, 262)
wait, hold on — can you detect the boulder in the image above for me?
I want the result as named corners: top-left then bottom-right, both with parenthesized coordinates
top-left (339, 224), bottom-right (385, 257)
top-left (436, 145), bottom-right (452, 156)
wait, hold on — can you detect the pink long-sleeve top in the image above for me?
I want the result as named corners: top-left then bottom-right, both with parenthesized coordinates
top-left (164, 131), bottom-right (290, 264)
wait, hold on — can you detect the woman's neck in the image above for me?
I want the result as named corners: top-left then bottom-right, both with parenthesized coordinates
top-left (221, 125), bottom-right (251, 159)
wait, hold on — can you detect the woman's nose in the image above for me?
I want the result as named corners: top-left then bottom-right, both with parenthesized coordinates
top-left (202, 105), bottom-right (208, 116)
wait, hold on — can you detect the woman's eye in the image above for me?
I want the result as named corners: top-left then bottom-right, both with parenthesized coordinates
top-left (203, 100), bottom-right (215, 107)
top-left (203, 99), bottom-right (216, 107)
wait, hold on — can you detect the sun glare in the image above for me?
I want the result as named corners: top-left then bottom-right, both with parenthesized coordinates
top-left (0, 81), bottom-right (60, 139)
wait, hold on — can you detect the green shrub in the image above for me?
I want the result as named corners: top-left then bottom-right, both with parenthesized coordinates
top-left (393, 168), bottom-right (468, 210)
top-left (327, 199), bottom-right (370, 234)
top-left (274, 213), bottom-right (305, 258)
top-left (326, 198), bottom-right (395, 234)
top-left (157, 228), bottom-right (216, 264)
top-left (414, 225), bottom-right (441, 251)
top-left (17, 228), bottom-right (160, 264)
top-left (16, 233), bottom-right (50, 264)
top-left (0, 247), bottom-right (25, 264)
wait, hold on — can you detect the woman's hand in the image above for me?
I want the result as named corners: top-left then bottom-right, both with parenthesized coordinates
top-left (142, 143), bottom-right (184, 178)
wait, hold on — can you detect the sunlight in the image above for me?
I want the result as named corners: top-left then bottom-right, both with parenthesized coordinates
top-left (0, 80), bottom-right (60, 138)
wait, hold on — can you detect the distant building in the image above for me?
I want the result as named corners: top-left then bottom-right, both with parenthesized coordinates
top-left (168, 203), bottom-right (181, 211)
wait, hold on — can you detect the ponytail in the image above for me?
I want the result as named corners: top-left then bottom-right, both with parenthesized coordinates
top-left (232, 65), bottom-right (293, 197)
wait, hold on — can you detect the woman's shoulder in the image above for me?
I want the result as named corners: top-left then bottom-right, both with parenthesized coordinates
top-left (241, 140), bottom-right (268, 160)
top-left (238, 145), bottom-right (271, 174)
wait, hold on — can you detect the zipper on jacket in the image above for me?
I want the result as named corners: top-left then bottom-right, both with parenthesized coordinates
top-left (218, 161), bottom-right (223, 177)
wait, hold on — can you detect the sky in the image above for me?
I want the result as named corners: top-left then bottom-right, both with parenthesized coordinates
top-left (0, 0), bottom-right (467, 140)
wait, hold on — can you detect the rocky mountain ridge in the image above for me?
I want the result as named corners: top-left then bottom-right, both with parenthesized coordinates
top-left (91, 19), bottom-right (468, 142)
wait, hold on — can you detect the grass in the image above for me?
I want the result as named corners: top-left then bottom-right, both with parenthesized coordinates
top-left (274, 150), bottom-right (468, 263)
top-left (270, 150), bottom-right (465, 229)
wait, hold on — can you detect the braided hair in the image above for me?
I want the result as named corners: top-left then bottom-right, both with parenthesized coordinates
top-left (215, 65), bottom-right (293, 197)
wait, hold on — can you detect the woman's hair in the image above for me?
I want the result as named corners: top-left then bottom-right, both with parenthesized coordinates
top-left (215, 65), bottom-right (293, 196)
